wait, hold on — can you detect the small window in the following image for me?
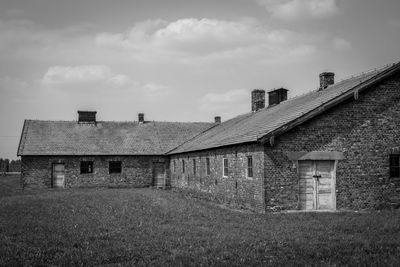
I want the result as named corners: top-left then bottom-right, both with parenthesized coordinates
top-left (109, 161), bottom-right (122, 174)
top-left (206, 158), bottom-right (210, 175)
top-left (173, 160), bottom-right (176, 173)
top-left (247, 156), bottom-right (253, 178)
top-left (193, 159), bottom-right (196, 175)
top-left (390, 154), bottom-right (400, 177)
top-left (223, 158), bottom-right (228, 177)
top-left (80, 161), bottom-right (93, 174)
top-left (182, 160), bottom-right (185, 173)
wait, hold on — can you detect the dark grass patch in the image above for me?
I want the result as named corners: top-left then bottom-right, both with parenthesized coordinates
top-left (1, 177), bottom-right (400, 266)
top-left (0, 174), bottom-right (23, 197)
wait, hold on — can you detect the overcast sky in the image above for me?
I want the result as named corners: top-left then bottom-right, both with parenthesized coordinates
top-left (1, 0), bottom-right (400, 159)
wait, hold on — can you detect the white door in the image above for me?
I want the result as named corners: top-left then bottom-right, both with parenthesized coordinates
top-left (299, 160), bottom-right (336, 210)
top-left (52, 163), bottom-right (65, 188)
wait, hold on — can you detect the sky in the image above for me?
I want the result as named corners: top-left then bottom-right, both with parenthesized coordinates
top-left (1, 0), bottom-right (400, 159)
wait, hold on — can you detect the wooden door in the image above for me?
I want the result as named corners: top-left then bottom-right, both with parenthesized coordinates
top-left (299, 160), bottom-right (335, 210)
top-left (52, 163), bottom-right (65, 188)
top-left (153, 163), bottom-right (165, 187)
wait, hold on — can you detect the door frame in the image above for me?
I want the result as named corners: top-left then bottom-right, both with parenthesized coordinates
top-left (51, 162), bottom-right (65, 188)
top-left (297, 159), bottom-right (337, 211)
top-left (152, 162), bottom-right (166, 187)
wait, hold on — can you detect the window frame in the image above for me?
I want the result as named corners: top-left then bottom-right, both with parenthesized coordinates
top-left (223, 158), bottom-right (228, 177)
top-left (390, 154), bottom-right (400, 178)
top-left (109, 161), bottom-right (122, 174)
top-left (247, 156), bottom-right (253, 178)
top-left (193, 159), bottom-right (196, 175)
top-left (80, 161), bottom-right (93, 174)
top-left (206, 157), bottom-right (210, 175)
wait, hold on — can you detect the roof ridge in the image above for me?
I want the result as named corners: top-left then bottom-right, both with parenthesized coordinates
top-left (336, 62), bottom-right (398, 84)
top-left (257, 60), bottom-right (400, 143)
top-left (249, 62), bottom-right (399, 114)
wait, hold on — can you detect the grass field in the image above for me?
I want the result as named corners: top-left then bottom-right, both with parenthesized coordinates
top-left (1, 175), bottom-right (400, 266)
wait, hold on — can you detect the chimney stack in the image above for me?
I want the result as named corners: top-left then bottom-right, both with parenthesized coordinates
top-left (138, 113), bottom-right (144, 123)
top-left (268, 88), bottom-right (288, 107)
top-left (214, 116), bottom-right (221, 124)
top-left (78, 111), bottom-right (96, 123)
top-left (319, 72), bottom-right (334, 90)
top-left (251, 89), bottom-right (265, 112)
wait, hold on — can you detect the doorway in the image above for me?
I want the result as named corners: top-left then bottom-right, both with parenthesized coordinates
top-left (52, 163), bottom-right (65, 188)
top-left (153, 162), bottom-right (165, 188)
top-left (298, 160), bottom-right (336, 210)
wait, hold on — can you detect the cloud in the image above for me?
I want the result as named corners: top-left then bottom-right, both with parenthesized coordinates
top-left (140, 82), bottom-right (171, 99)
top-left (257, 0), bottom-right (340, 20)
top-left (0, 19), bottom-right (101, 63)
top-left (41, 65), bottom-right (131, 86)
top-left (332, 37), bottom-right (351, 50)
top-left (0, 17), bottom-right (336, 68)
top-left (39, 65), bottom-right (170, 100)
top-left (199, 89), bottom-right (248, 112)
top-left (6, 9), bottom-right (25, 16)
top-left (108, 74), bottom-right (131, 86)
top-left (96, 18), bottom-right (264, 58)
top-left (96, 17), bottom-right (319, 64)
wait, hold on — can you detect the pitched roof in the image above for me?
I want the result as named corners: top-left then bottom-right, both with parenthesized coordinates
top-left (17, 120), bottom-right (213, 156)
top-left (169, 62), bottom-right (400, 154)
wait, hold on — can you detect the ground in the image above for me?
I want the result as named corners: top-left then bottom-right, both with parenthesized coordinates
top-left (1, 175), bottom-right (400, 266)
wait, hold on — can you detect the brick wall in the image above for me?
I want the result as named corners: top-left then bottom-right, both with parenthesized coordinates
top-left (170, 143), bottom-right (265, 212)
top-left (265, 74), bottom-right (400, 211)
top-left (21, 155), bottom-right (166, 189)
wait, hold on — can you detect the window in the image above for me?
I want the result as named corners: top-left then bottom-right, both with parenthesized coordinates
top-left (193, 159), bottom-right (196, 175)
top-left (173, 160), bottom-right (176, 173)
top-left (247, 156), bottom-right (253, 178)
top-left (80, 161), bottom-right (93, 174)
top-left (223, 158), bottom-right (228, 177)
top-left (390, 154), bottom-right (400, 177)
top-left (109, 161), bottom-right (122, 174)
top-left (206, 158), bottom-right (210, 175)
top-left (182, 160), bottom-right (185, 173)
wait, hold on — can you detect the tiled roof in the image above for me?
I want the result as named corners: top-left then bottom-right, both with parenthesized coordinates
top-left (17, 120), bottom-right (214, 156)
top-left (169, 62), bottom-right (400, 154)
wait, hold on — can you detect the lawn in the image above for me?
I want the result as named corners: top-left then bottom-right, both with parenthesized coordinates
top-left (1, 175), bottom-right (400, 266)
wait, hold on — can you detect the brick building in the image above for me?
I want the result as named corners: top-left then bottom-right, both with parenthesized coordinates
top-left (17, 113), bottom-right (213, 189)
top-left (18, 62), bottom-right (400, 212)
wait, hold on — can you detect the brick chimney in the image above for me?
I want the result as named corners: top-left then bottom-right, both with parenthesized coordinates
top-left (251, 89), bottom-right (265, 112)
top-left (78, 111), bottom-right (96, 123)
top-left (214, 116), bottom-right (221, 123)
top-left (138, 113), bottom-right (144, 123)
top-left (319, 72), bottom-right (334, 90)
top-left (268, 88), bottom-right (288, 107)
